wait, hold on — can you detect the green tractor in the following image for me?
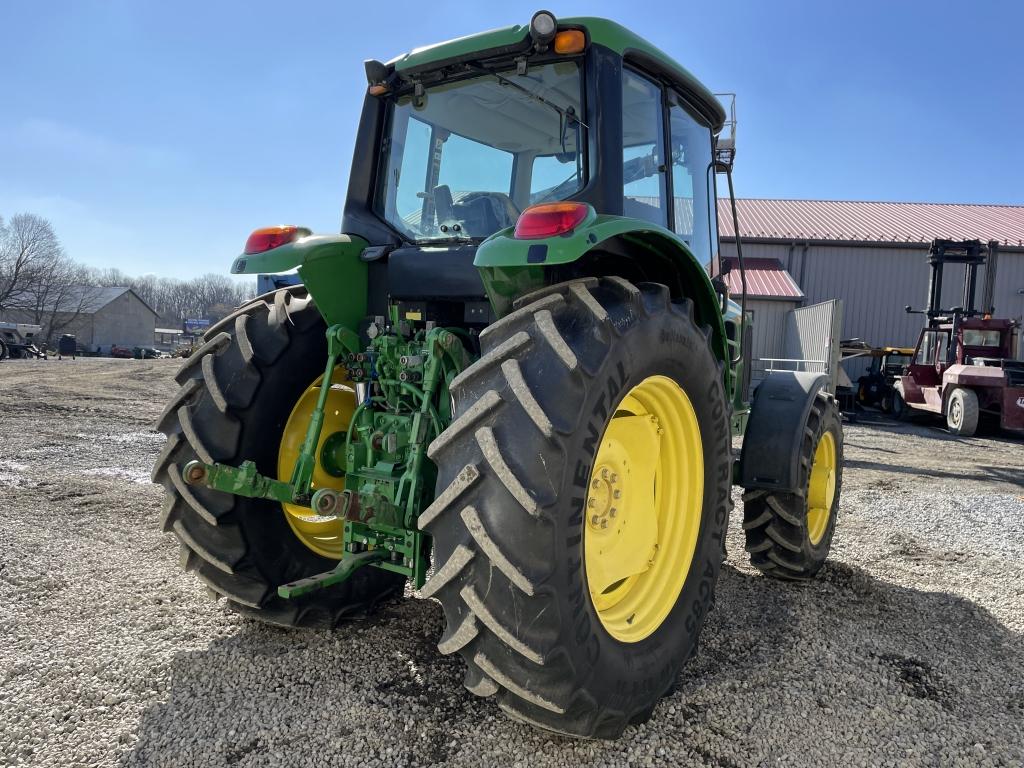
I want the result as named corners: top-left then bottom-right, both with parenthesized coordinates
top-left (154, 12), bottom-right (843, 739)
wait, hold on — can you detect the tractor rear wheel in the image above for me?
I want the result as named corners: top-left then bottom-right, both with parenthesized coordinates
top-left (419, 278), bottom-right (732, 738)
top-left (945, 387), bottom-right (979, 436)
top-left (742, 392), bottom-right (842, 579)
top-left (152, 287), bottom-right (404, 627)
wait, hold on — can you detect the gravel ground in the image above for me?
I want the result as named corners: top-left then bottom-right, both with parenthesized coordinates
top-left (1, 358), bottom-right (1022, 767)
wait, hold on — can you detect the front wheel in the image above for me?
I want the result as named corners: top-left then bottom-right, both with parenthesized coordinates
top-left (946, 387), bottom-right (979, 436)
top-left (419, 278), bottom-right (733, 738)
top-left (742, 391), bottom-right (843, 579)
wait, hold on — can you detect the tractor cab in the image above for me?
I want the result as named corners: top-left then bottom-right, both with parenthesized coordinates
top-left (236, 14), bottom-right (741, 340)
top-left (355, 17), bottom-right (725, 259)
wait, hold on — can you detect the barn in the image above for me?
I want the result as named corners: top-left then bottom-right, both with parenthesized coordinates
top-left (7, 286), bottom-right (158, 354)
top-left (717, 199), bottom-right (1024, 379)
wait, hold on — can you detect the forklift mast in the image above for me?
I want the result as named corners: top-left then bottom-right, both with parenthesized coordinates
top-left (906, 238), bottom-right (999, 326)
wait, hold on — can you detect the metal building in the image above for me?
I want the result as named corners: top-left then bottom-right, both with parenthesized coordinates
top-left (717, 199), bottom-right (1024, 377)
top-left (6, 286), bottom-right (158, 353)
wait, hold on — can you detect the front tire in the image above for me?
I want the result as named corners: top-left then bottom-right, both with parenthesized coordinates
top-left (742, 392), bottom-right (843, 579)
top-left (419, 278), bottom-right (732, 738)
top-left (946, 387), bottom-right (979, 436)
top-left (152, 287), bottom-right (404, 627)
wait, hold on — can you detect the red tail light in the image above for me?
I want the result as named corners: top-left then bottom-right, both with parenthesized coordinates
top-left (514, 202), bottom-right (590, 239)
top-left (244, 225), bottom-right (310, 254)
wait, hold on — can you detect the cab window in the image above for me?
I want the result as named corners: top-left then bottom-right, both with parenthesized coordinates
top-left (669, 99), bottom-right (717, 265)
top-left (377, 60), bottom-right (584, 241)
top-left (530, 152), bottom-right (583, 204)
top-left (621, 69), bottom-right (667, 226)
top-left (915, 330), bottom-right (949, 365)
top-left (962, 329), bottom-right (1001, 347)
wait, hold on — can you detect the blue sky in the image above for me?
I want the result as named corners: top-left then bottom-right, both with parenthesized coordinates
top-left (1, 1), bottom-right (1021, 279)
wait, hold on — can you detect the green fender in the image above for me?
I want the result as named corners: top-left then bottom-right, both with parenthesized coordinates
top-left (230, 234), bottom-right (369, 330)
top-left (474, 212), bottom-right (730, 371)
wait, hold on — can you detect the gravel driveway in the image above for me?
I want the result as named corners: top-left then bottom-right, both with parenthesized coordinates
top-left (2, 359), bottom-right (1022, 767)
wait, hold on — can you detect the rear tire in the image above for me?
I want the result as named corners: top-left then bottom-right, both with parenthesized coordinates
top-left (742, 392), bottom-right (842, 580)
top-left (945, 387), bottom-right (979, 436)
top-left (152, 287), bottom-right (404, 628)
top-left (419, 278), bottom-right (732, 738)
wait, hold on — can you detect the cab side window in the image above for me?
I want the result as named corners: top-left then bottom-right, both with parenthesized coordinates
top-left (621, 69), bottom-right (667, 227)
top-left (915, 331), bottom-right (949, 365)
top-left (669, 100), bottom-right (717, 265)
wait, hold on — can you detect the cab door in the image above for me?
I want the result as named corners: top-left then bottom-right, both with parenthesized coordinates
top-left (903, 329), bottom-right (949, 408)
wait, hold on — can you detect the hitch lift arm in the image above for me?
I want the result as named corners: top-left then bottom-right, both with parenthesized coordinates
top-left (182, 323), bottom-right (359, 506)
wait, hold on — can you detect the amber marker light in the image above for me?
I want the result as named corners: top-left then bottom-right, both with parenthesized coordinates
top-left (554, 30), bottom-right (586, 54)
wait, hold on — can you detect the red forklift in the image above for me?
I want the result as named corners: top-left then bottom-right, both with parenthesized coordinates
top-left (895, 239), bottom-right (1024, 436)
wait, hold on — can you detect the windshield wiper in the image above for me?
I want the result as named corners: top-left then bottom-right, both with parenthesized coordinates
top-left (467, 63), bottom-right (588, 131)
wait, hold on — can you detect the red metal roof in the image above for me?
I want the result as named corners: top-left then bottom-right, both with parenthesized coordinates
top-left (717, 199), bottom-right (1024, 247)
top-left (720, 258), bottom-right (803, 300)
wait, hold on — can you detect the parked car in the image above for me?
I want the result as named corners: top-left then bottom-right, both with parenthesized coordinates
top-left (133, 346), bottom-right (160, 359)
top-left (110, 345), bottom-right (132, 359)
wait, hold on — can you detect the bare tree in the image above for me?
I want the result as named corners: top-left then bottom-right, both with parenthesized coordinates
top-left (28, 260), bottom-right (104, 345)
top-left (0, 213), bottom-right (65, 312)
top-left (85, 266), bottom-right (256, 327)
top-left (2, 211), bottom-right (256, 345)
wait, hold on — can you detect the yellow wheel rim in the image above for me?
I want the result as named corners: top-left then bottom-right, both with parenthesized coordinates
top-left (806, 431), bottom-right (837, 546)
top-left (277, 368), bottom-right (355, 560)
top-left (584, 375), bottom-right (704, 643)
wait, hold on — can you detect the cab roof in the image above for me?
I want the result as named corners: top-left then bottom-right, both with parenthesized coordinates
top-left (386, 16), bottom-right (727, 133)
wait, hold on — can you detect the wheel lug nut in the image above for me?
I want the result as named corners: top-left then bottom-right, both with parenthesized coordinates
top-left (613, 490), bottom-right (621, 499)
top-left (609, 507), bottom-right (617, 517)
top-left (600, 468), bottom-right (608, 479)
top-left (591, 480), bottom-right (600, 489)
top-left (588, 498), bottom-right (597, 508)
top-left (610, 473), bottom-right (618, 483)
top-left (600, 519), bottom-right (608, 529)
top-left (590, 515), bottom-right (601, 526)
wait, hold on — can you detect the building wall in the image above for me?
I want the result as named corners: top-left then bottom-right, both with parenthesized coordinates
top-left (92, 291), bottom-right (156, 350)
top-left (721, 241), bottom-right (1024, 378)
top-left (52, 312), bottom-right (96, 348)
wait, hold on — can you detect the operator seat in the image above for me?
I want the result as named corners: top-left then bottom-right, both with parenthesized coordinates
top-left (454, 192), bottom-right (520, 237)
